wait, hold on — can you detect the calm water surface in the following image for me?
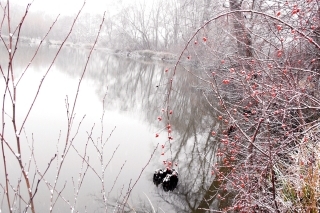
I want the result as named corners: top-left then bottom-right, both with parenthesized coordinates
top-left (0, 45), bottom-right (220, 212)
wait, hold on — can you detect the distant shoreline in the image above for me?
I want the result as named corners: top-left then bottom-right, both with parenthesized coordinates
top-left (1, 35), bottom-right (183, 64)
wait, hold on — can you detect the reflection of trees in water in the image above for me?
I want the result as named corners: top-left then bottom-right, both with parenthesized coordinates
top-left (54, 48), bottom-right (225, 212)
top-left (1, 47), bottom-right (145, 100)
top-left (151, 67), bottom-right (227, 212)
top-left (0, 45), bottom-right (168, 116)
top-left (82, 51), bottom-right (169, 116)
top-left (2, 46), bottom-right (223, 211)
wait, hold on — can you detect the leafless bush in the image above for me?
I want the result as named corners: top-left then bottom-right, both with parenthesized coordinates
top-left (163, 0), bottom-right (320, 212)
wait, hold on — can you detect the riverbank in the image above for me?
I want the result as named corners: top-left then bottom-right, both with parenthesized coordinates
top-left (2, 35), bottom-right (179, 63)
top-left (103, 49), bottom-right (178, 62)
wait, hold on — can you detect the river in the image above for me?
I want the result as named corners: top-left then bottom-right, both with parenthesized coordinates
top-left (0, 45), bottom-right (220, 212)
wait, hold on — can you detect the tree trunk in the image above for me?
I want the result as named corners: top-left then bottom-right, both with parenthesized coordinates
top-left (229, 0), bottom-right (253, 58)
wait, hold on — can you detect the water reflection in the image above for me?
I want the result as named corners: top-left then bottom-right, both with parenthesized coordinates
top-left (0, 45), bottom-right (224, 212)
top-left (0, 45), bottom-right (173, 212)
top-left (151, 67), bottom-right (227, 212)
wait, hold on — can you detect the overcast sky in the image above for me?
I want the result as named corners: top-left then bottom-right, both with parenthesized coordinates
top-left (8, 0), bottom-right (129, 15)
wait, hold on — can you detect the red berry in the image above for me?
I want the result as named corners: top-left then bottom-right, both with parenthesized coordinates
top-left (222, 79), bottom-right (230, 84)
top-left (156, 133), bottom-right (159, 138)
top-left (292, 8), bottom-right (299, 15)
top-left (277, 25), bottom-right (282, 31)
top-left (277, 50), bottom-right (282, 57)
top-left (203, 37), bottom-right (207, 42)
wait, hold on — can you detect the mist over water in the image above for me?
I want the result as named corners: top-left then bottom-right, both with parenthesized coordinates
top-left (0, 45), bottom-right (173, 212)
top-left (0, 44), bottom-right (218, 212)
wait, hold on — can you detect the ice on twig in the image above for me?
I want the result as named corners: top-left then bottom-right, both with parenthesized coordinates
top-left (15, 153), bottom-right (20, 158)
